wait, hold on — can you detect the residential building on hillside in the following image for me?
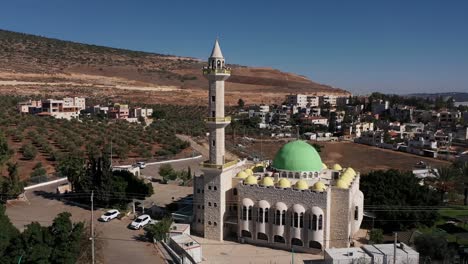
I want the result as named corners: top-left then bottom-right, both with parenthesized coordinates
top-left (17, 99), bottom-right (42, 114)
top-left (108, 103), bottom-right (129, 119)
top-left (41, 97), bottom-right (86, 120)
top-left (287, 94), bottom-right (308, 108)
top-left (371, 100), bottom-right (389, 115)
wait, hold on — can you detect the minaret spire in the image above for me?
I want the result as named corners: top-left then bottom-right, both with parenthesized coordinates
top-left (210, 38), bottom-right (224, 58)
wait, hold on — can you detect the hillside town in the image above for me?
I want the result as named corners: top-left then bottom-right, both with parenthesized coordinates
top-left (235, 93), bottom-right (468, 164)
top-left (1, 2), bottom-right (468, 264)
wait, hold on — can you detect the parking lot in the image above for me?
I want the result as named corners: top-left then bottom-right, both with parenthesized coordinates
top-left (6, 182), bottom-right (164, 264)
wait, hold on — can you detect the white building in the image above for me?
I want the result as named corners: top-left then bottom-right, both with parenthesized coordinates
top-left (169, 234), bottom-right (203, 263)
top-left (320, 95), bottom-right (338, 106)
top-left (324, 247), bottom-right (371, 264)
top-left (41, 97), bottom-right (85, 120)
top-left (361, 243), bottom-right (419, 264)
top-left (287, 94), bottom-right (308, 108)
top-left (307, 96), bottom-right (320, 107)
top-left (325, 243), bottom-right (419, 264)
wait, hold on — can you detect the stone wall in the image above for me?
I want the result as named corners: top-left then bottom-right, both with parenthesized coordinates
top-left (237, 183), bottom-right (330, 251)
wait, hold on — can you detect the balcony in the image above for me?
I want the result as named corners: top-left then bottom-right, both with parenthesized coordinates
top-left (202, 68), bottom-right (231, 75)
top-left (204, 116), bottom-right (231, 123)
top-left (201, 159), bottom-right (238, 170)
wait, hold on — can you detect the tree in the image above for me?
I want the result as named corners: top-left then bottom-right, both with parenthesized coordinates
top-left (30, 162), bottom-right (48, 183)
top-left (0, 131), bottom-right (12, 168)
top-left (0, 205), bottom-right (19, 258)
top-left (368, 229), bottom-right (383, 244)
top-left (159, 164), bottom-right (177, 184)
top-left (1, 162), bottom-right (24, 202)
top-left (57, 154), bottom-right (86, 192)
top-left (237, 98), bottom-right (245, 109)
top-left (21, 143), bottom-right (37, 160)
top-left (144, 217), bottom-right (172, 242)
top-left (49, 212), bottom-right (84, 264)
top-left (414, 234), bottom-right (455, 262)
top-left (429, 166), bottom-right (458, 202)
top-left (360, 169), bottom-right (440, 232)
top-left (177, 167), bottom-right (192, 186)
top-left (312, 143), bottom-right (322, 153)
top-left (0, 210), bottom-right (86, 264)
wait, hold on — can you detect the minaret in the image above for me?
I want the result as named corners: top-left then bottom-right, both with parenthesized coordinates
top-left (198, 39), bottom-right (236, 241)
top-left (203, 39), bottom-right (230, 166)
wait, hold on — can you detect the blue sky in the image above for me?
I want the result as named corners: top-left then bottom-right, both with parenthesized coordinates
top-left (1, 0), bottom-right (467, 94)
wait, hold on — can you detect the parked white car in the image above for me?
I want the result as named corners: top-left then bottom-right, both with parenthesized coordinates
top-left (129, 214), bottom-right (151, 229)
top-left (136, 162), bottom-right (146, 169)
top-left (99, 209), bottom-right (120, 222)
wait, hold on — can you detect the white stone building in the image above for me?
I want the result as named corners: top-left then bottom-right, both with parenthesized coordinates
top-left (192, 40), bottom-right (365, 254)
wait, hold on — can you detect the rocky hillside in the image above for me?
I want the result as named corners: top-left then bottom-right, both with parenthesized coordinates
top-left (0, 29), bottom-right (349, 105)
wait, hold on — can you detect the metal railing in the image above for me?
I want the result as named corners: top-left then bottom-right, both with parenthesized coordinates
top-left (202, 68), bottom-right (231, 75)
top-left (204, 116), bottom-right (231, 122)
top-left (201, 159), bottom-right (238, 170)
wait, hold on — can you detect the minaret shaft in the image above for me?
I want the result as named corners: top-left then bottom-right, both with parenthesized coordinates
top-left (204, 40), bottom-right (230, 166)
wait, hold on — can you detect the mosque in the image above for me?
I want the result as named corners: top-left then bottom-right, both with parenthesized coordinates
top-left (192, 40), bottom-right (364, 253)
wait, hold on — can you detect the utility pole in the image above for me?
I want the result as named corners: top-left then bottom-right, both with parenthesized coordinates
top-left (393, 232), bottom-right (397, 264)
top-left (91, 191), bottom-right (95, 264)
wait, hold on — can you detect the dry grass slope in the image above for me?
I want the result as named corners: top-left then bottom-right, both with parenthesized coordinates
top-left (0, 29), bottom-right (349, 105)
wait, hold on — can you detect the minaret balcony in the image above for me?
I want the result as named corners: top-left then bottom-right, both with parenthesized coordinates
top-left (202, 68), bottom-right (231, 75)
top-left (204, 116), bottom-right (231, 123)
top-left (201, 159), bottom-right (239, 170)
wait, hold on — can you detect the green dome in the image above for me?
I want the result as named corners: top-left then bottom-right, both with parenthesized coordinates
top-left (273, 140), bottom-right (323, 172)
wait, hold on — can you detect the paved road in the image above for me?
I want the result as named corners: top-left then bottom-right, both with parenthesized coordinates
top-left (6, 182), bottom-right (164, 264)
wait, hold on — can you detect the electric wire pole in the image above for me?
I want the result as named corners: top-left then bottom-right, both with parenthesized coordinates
top-left (393, 232), bottom-right (397, 264)
top-left (91, 191), bottom-right (95, 264)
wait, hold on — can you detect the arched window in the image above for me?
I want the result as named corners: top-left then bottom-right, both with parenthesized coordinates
top-left (257, 232), bottom-right (268, 241)
top-left (248, 206), bottom-right (252, 220)
top-left (295, 172), bottom-right (300, 179)
top-left (214, 186), bottom-right (217, 191)
top-left (312, 215), bottom-right (317, 231)
top-left (214, 203), bottom-right (217, 207)
top-left (241, 230), bottom-right (252, 238)
top-left (274, 235), bottom-right (285, 244)
top-left (214, 222), bottom-right (217, 226)
top-left (208, 221), bottom-right (212, 225)
top-left (258, 208), bottom-right (264, 223)
top-left (208, 202), bottom-right (211, 207)
top-left (299, 212), bottom-right (304, 228)
top-left (291, 238), bottom-right (303, 247)
top-left (217, 60), bottom-right (221, 67)
top-left (282, 172), bottom-right (287, 177)
top-left (293, 212), bottom-right (298, 228)
top-left (309, 241), bottom-right (322, 249)
top-left (318, 215), bottom-right (323, 230)
top-left (303, 172), bottom-right (307, 178)
top-left (281, 210), bottom-right (286, 226)
top-left (265, 208), bottom-right (269, 223)
top-left (242, 206), bottom-right (247, 220)
top-left (354, 206), bottom-right (359, 220)
top-left (211, 60), bottom-right (215, 69)
top-left (275, 210), bottom-right (281, 225)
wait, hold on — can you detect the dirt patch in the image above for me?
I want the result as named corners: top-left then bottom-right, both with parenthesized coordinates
top-left (235, 139), bottom-right (451, 174)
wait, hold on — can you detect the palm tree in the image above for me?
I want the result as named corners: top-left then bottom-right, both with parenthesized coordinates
top-left (430, 166), bottom-right (458, 203)
top-left (456, 162), bottom-right (468, 205)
